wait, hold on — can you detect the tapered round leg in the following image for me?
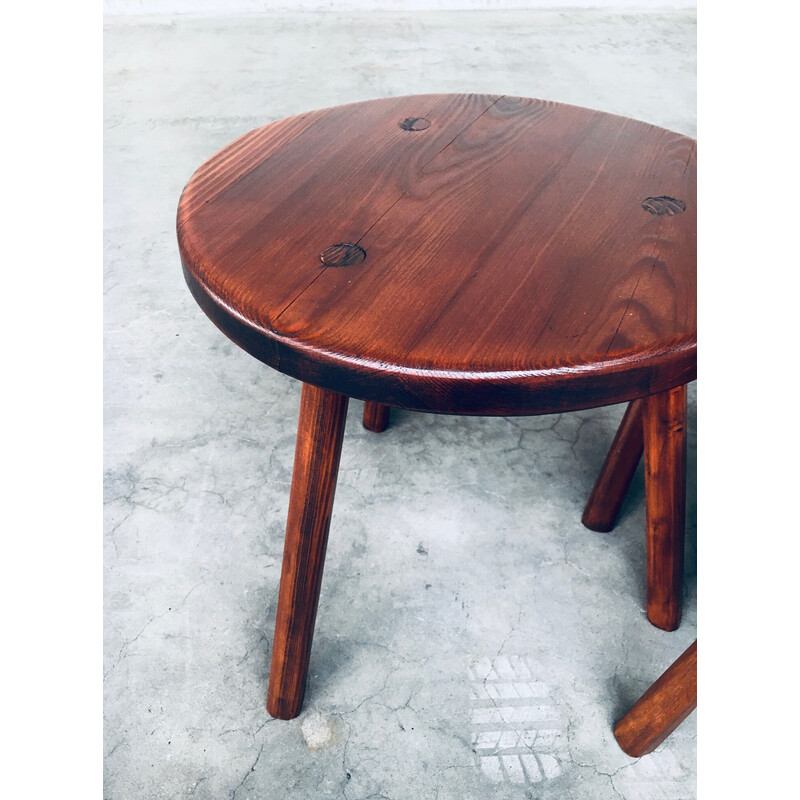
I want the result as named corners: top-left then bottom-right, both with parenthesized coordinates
top-left (643, 385), bottom-right (687, 631)
top-left (267, 383), bottom-right (349, 720)
top-left (614, 640), bottom-right (697, 757)
top-left (363, 401), bottom-right (390, 433)
top-left (582, 400), bottom-right (644, 532)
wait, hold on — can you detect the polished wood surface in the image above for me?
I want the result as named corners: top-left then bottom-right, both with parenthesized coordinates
top-left (643, 386), bottom-right (687, 631)
top-left (179, 95), bottom-right (696, 719)
top-left (178, 94), bottom-right (696, 416)
top-left (363, 401), bottom-right (390, 433)
top-left (267, 384), bottom-right (348, 719)
top-left (614, 640), bottom-right (697, 757)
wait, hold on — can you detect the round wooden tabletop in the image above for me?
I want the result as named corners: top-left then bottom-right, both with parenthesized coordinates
top-left (178, 94), bottom-right (696, 415)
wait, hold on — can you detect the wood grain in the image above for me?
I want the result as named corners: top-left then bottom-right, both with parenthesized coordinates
top-left (614, 640), bottom-right (697, 757)
top-left (178, 94), bottom-right (696, 415)
top-left (582, 400), bottom-right (644, 532)
top-left (643, 385), bottom-right (687, 631)
top-left (267, 383), bottom-right (348, 720)
top-left (363, 401), bottom-right (390, 433)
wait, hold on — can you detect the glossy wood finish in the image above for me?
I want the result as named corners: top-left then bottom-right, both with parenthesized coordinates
top-left (582, 400), bottom-right (645, 532)
top-left (178, 94), bottom-right (696, 416)
top-left (643, 386), bottom-right (687, 631)
top-left (179, 96), bottom-right (696, 719)
top-left (614, 640), bottom-right (697, 757)
top-left (363, 401), bottom-right (390, 433)
top-left (267, 383), bottom-right (348, 720)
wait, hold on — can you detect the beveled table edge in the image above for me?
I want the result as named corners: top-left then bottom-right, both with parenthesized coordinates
top-left (182, 257), bottom-right (696, 416)
top-left (177, 95), bottom-right (697, 415)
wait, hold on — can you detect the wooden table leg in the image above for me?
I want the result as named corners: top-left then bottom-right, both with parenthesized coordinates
top-left (267, 383), bottom-right (349, 719)
top-left (363, 401), bottom-right (390, 433)
top-left (614, 640), bottom-right (697, 757)
top-left (643, 385), bottom-right (687, 631)
top-left (582, 400), bottom-right (644, 532)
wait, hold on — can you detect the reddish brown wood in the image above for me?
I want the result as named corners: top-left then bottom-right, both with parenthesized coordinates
top-left (178, 94), bottom-right (696, 416)
top-left (179, 96), bottom-right (696, 716)
top-left (267, 383), bottom-right (348, 720)
top-left (614, 640), bottom-right (697, 757)
top-left (363, 401), bottom-right (390, 432)
top-left (582, 400), bottom-right (644, 532)
top-left (643, 386), bottom-right (687, 631)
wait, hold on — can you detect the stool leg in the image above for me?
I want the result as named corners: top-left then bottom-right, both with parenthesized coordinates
top-left (267, 383), bottom-right (349, 719)
top-left (643, 385), bottom-right (687, 631)
top-left (614, 640), bottom-right (697, 757)
top-left (363, 401), bottom-right (390, 433)
top-left (582, 400), bottom-right (644, 532)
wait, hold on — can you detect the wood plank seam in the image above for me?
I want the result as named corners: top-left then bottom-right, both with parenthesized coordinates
top-left (273, 96), bottom-right (505, 326)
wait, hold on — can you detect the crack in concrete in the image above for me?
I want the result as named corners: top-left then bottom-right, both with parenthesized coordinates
top-left (229, 742), bottom-right (264, 800)
top-left (103, 582), bottom-right (203, 682)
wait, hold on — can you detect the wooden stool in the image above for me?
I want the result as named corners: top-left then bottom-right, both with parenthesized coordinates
top-left (177, 94), bottom-right (696, 719)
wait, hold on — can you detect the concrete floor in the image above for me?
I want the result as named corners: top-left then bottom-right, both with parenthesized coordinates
top-left (104, 10), bottom-right (697, 799)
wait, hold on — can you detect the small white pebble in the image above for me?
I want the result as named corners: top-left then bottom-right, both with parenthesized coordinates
top-left (300, 710), bottom-right (334, 750)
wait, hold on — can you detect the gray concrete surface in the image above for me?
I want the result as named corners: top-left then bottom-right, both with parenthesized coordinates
top-left (104, 10), bottom-right (696, 799)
